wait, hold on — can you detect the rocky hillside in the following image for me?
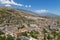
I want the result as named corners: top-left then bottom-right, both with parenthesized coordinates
top-left (0, 7), bottom-right (60, 40)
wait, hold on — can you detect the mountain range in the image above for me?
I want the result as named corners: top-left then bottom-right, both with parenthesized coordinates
top-left (33, 12), bottom-right (60, 17)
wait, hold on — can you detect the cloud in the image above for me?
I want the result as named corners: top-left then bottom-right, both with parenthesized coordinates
top-left (25, 5), bottom-right (31, 8)
top-left (0, 0), bottom-right (31, 7)
top-left (25, 5), bottom-right (28, 8)
top-left (5, 4), bottom-right (11, 7)
top-left (35, 10), bottom-right (48, 13)
top-left (10, 0), bottom-right (23, 6)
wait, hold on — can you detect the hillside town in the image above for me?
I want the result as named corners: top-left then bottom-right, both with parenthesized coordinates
top-left (0, 7), bottom-right (60, 40)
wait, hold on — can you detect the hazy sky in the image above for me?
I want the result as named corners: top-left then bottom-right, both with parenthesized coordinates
top-left (0, 0), bottom-right (60, 15)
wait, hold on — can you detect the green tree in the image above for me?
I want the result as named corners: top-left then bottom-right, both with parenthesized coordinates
top-left (0, 35), bottom-right (6, 40)
top-left (29, 30), bottom-right (39, 39)
top-left (42, 28), bottom-right (47, 40)
top-left (16, 37), bottom-right (21, 40)
top-left (0, 31), bottom-right (4, 35)
top-left (6, 35), bottom-right (14, 40)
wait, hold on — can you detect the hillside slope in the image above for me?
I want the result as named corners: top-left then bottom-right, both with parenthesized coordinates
top-left (0, 7), bottom-right (60, 40)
